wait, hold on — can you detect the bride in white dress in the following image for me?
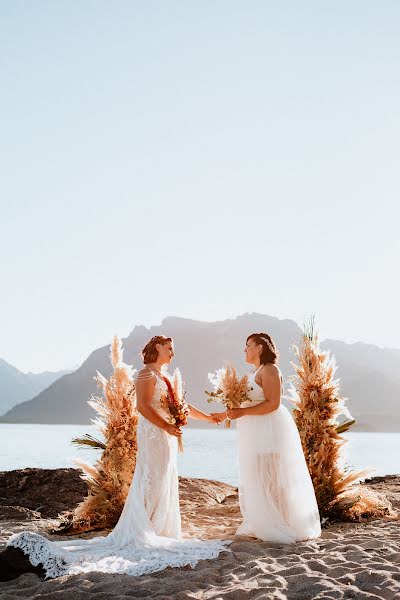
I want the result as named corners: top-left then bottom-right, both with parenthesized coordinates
top-left (7, 335), bottom-right (230, 578)
top-left (212, 333), bottom-right (321, 543)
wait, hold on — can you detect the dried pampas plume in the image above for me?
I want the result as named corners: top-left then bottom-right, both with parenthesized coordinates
top-left (289, 315), bottom-right (392, 521)
top-left (58, 335), bottom-right (138, 533)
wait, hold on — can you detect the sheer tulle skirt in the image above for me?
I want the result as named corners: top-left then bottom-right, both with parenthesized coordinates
top-left (236, 405), bottom-right (321, 543)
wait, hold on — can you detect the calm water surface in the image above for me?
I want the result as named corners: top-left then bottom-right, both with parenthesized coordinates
top-left (1, 424), bottom-right (399, 486)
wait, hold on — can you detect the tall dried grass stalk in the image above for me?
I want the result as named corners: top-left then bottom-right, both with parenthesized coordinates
top-left (289, 316), bottom-right (390, 521)
top-left (60, 336), bottom-right (138, 533)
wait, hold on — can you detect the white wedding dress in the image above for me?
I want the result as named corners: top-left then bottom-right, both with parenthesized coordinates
top-left (7, 373), bottom-right (230, 578)
top-left (236, 366), bottom-right (321, 543)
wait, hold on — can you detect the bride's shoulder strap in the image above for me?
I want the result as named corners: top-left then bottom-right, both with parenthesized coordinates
top-left (136, 367), bottom-right (156, 383)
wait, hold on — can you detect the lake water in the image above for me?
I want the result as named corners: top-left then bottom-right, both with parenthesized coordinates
top-left (0, 424), bottom-right (399, 485)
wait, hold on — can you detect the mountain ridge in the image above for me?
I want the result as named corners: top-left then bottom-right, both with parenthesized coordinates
top-left (1, 313), bottom-right (399, 431)
top-left (0, 359), bottom-right (72, 416)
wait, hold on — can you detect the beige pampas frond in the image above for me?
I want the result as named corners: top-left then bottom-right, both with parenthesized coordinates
top-left (58, 335), bottom-right (138, 534)
top-left (289, 316), bottom-right (391, 521)
top-left (334, 485), bottom-right (393, 521)
top-left (172, 367), bottom-right (183, 401)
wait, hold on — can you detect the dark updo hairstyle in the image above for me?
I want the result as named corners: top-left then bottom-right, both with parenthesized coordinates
top-left (247, 332), bottom-right (279, 365)
top-left (141, 335), bottom-right (172, 364)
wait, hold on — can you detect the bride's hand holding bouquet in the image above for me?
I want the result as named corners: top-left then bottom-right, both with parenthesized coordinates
top-left (160, 368), bottom-right (189, 452)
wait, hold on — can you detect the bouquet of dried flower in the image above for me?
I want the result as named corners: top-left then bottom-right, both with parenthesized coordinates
top-left (160, 367), bottom-right (189, 452)
top-left (206, 365), bottom-right (250, 427)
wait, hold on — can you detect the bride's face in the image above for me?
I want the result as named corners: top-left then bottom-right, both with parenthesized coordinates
top-left (244, 338), bottom-right (262, 364)
top-left (157, 341), bottom-right (175, 365)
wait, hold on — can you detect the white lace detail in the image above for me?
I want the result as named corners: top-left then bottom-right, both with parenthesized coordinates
top-left (7, 371), bottom-right (231, 578)
top-left (8, 530), bottom-right (230, 578)
top-left (8, 532), bottom-right (70, 579)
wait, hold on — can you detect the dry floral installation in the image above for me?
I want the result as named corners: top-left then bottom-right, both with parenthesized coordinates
top-left (206, 365), bottom-right (250, 427)
top-left (58, 336), bottom-right (138, 533)
top-left (289, 316), bottom-right (392, 522)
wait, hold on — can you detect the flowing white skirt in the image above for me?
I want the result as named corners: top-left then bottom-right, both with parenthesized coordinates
top-left (7, 416), bottom-right (230, 578)
top-left (236, 404), bottom-right (321, 543)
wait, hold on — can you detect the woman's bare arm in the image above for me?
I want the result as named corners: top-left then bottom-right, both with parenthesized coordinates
top-left (188, 403), bottom-right (210, 421)
top-left (187, 403), bottom-right (223, 423)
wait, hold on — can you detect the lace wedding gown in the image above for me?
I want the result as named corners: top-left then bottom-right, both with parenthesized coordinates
top-left (236, 366), bottom-right (321, 543)
top-left (7, 373), bottom-right (230, 578)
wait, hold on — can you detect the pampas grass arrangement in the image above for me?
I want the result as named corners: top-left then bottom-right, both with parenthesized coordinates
top-left (289, 316), bottom-right (391, 521)
top-left (59, 336), bottom-right (138, 533)
top-left (206, 365), bottom-right (250, 427)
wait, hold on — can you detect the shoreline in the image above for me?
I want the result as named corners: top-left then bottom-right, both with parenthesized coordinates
top-left (1, 431), bottom-right (400, 483)
top-left (2, 421), bottom-right (400, 432)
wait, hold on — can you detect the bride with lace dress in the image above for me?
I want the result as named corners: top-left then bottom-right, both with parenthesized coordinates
top-left (212, 333), bottom-right (321, 544)
top-left (6, 335), bottom-right (230, 578)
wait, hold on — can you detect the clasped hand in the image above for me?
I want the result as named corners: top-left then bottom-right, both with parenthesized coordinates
top-left (209, 411), bottom-right (226, 424)
top-left (209, 408), bottom-right (244, 423)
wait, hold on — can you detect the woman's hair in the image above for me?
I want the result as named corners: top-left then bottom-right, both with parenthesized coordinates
top-left (141, 335), bottom-right (172, 364)
top-left (247, 332), bottom-right (279, 365)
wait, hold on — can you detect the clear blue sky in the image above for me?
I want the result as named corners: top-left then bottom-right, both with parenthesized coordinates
top-left (1, 1), bottom-right (399, 372)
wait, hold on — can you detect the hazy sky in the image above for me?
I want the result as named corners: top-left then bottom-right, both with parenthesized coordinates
top-left (1, 1), bottom-right (399, 373)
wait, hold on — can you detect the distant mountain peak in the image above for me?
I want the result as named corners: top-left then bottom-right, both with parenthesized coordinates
top-left (161, 316), bottom-right (211, 328)
top-left (0, 361), bottom-right (74, 417)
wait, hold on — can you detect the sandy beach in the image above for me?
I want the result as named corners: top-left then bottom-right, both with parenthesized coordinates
top-left (0, 469), bottom-right (399, 599)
